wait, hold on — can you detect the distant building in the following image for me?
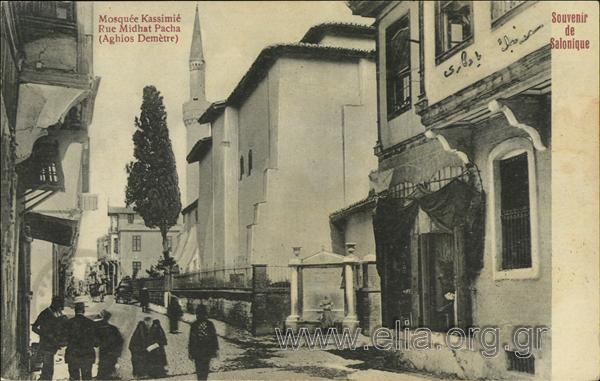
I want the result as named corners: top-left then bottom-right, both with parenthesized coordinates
top-left (347, 1), bottom-right (551, 379)
top-left (184, 23), bottom-right (378, 276)
top-left (107, 207), bottom-right (181, 278)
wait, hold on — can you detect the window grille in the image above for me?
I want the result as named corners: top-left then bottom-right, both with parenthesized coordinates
top-left (78, 193), bottom-right (98, 211)
top-left (19, 139), bottom-right (64, 192)
top-left (506, 350), bottom-right (535, 374)
top-left (499, 153), bottom-right (531, 269)
top-left (388, 166), bottom-right (469, 199)
top-left (389, 181), bottom-right (415, 199)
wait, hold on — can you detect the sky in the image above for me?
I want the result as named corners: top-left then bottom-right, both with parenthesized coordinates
top-left (78, 1), bottom-right (370, 256)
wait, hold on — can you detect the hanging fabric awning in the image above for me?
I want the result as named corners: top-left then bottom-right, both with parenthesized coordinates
top-left (373, 179), bottom-right (484, 278)
top-left (25, 212), bottom-right (79, 246)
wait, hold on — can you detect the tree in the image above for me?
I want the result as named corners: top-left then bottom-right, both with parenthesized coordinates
top-left (146, 257), bottom-right (179, 279)
top-left (126, 86), bottom-right (181, 272)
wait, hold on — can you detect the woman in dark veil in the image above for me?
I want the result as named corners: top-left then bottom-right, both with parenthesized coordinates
top-left (128, 318), bottom-right (151, 378)
top-left (147, 319), bottom-right (168, 377)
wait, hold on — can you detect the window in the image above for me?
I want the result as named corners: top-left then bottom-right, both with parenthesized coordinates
top-left (386, 15), bottom-right (411, 118)
top-left (39, 162), bottom-right (60, 185)
top-left (194, 208), bottom-right (198, 223)
top-left (132, 261), bottom-right (141, 278)
top-left (239, 156), bottom-right (244, 180)
top-left (248, 149), bottom-right (253, 175)
top-left (489, 138), bottom-right (539, 280)
top-left (132, 235), bottom-right (141, 251)
top-left (127, 214), bottom-right (134, 224)
top-left (167, 236), bottom-right (173, 250)
top-left (113, 238), bottom-right (119, 254)
top-left (491, 1), bottom-right (527, 27)
top-left (435, 1), bottom-right (474, 63)
top-left (499, 153), bottom-right (531, 269)
top-left (23, 139), bottom-right (64, 192)
top-left (506, 350), bottom-right (535, 374)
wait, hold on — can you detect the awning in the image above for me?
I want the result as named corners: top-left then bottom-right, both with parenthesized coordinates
top-left (373, 179), bottom-right (484, 278)
top-left (25, 212), bottom-right (79, 246)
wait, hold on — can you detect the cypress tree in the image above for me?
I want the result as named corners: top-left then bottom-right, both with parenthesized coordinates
top-left (125, 86), bottom-right (181, 272)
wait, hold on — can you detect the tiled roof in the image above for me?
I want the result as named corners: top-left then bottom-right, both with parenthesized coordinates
top-left (300, 22), bottom-right (375, 44)
top-left (329, 195), bottom-right (376, 222)
top-left (198, 43), bottom-right (375, 124)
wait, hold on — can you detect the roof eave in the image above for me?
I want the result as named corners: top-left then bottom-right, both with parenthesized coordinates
top-left (198, 100), bottom-right (227, 124)
top-left (181, 199), bottom-right (199, 215)
top-left (186, 136), bottom-right (213, 163)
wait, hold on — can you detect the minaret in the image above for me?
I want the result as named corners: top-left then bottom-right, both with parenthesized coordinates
top-left (183, 4), bottom-right (211, 205)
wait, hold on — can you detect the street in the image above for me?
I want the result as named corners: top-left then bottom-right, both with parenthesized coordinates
top-left (44, 296), bottom-right (441, 381)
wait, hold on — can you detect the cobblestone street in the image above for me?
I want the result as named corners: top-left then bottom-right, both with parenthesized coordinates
top-left (45, 296), bottom-right (442, 381)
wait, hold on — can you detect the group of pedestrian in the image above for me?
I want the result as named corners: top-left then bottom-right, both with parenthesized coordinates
top-left (32, 297), bottom-right (122, 380)
top-left (33, 296), bottom-right (219, 381)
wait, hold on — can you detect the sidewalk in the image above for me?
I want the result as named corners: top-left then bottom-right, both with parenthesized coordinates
top-left (148, 303), bottom-right (448, 381)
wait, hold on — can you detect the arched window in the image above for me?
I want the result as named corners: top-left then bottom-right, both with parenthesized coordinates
top-left (239, 156), bottom-right (244, 180)
top-left (248, 149), bottom-right (253, 175)
top-left (488, 137), bottom-right (539, 280)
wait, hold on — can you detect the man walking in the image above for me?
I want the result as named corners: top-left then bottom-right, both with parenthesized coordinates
top-left (65, 302), bottom-right (98, 380)
top-left (32, 296), bottom-right (66, 380)
top-left (188, 305), bottom-right (219, 381)
top-left (95, 310), bottom-right (123, 380)
top-left (139, 287), bottom-right (150, 312)
top-left (167, 296), bottom-right (183, 333)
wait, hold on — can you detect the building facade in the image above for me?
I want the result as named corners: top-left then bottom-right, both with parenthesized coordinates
top-left (347, 1), bottom-right (551, 379)
top-left (1, 2), bottom-right (100, 378)
top-left (184, 24), bottom-right (378, 279)
top-left (107, 207), bottom-right (181, 278)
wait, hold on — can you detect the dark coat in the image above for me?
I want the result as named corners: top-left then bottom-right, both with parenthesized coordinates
top-left (65, 314), bottom-right (98, 364)
top-left (139, 289), bottom-right (150, 307)
top-left (32, 308), bottom-right (67, 353)
top-left (147, 320), bottom-right (168, 368)
top-left (128, 321), bottom-right (150, 377)
top-left (167, 299), bottom-right (183, 319)
top-left (96, 321), bottom-right (123, 359)
top-left (188, 319), bottom-right (219, 360)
